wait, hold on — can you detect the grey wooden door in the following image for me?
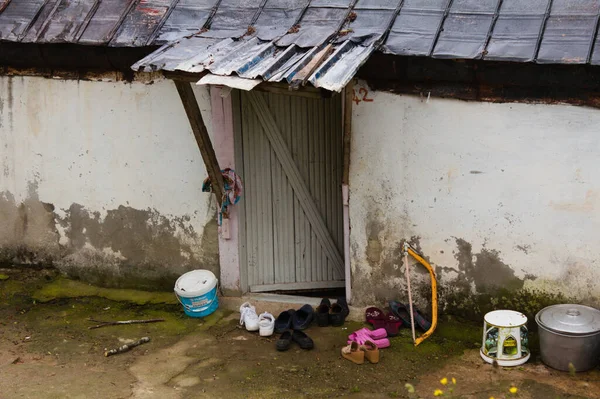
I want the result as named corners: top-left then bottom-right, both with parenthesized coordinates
top-left (233, 90), bottom-right (344, 293)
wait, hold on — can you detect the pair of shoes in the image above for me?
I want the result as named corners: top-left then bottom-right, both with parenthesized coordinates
top-left (389, 301), bottom-right (432, 331)
top-left (365, 307), bottom-right (403, 336)
top-left (347, 328), bottom-right (390, 348)
top-left (274, 304), bottom-right (314, 333)
top-left (276, 330), bottom-right (314, 351)
top-left (240, 302), bottom-right (275, 336)
top-left (316, 298), bottom-right (349, 327)
top-left (341, 341), bottom-right (379, 364)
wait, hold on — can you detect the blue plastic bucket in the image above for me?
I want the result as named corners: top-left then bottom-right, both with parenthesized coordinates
top-left (174, 270), bottom-right (218, 318)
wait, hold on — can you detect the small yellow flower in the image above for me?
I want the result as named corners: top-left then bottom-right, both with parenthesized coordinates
top-left (509, 386), bottom-right (518, 394)
top-left (434, 389), bottom-right (444, 396)
top-left (489, 397), bottom-right (495, 399)
top-left (440, 377), bottom-right (448, 385)
top-left (452, 377), bottom-right (457, 385)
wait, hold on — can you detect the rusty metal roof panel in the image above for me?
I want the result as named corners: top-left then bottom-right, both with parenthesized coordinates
top-left (153, 0), bottom-right (218, 44)
top-left (20, 0), bottom-right (62, 43)
top-left (484, 0), bottom-right (550, 62)
top-left (0, 0), bottom-right (46, 41)
top-left (276, 2), bottom-right (352, 48)
top-left (536, 0), bottom-right (600, 64)
top-left (432, 0), bottom-right (500, 59)
top-left (336, 0), bottom-right (398, 46)
top-left (202, 0), bottom-right (263, 39)
top-left (35, 0), bottom-right (99, 43)
top-left (77, 0), bottom-right (132, 45)
top-left (381, 0), bottom-right (448, 56)
top-left (254, 0), bottom-right (309, 41)
top-left (537, 14), bottom-right (598, 64)
top-left (109, 0), bottom-right (173, 47)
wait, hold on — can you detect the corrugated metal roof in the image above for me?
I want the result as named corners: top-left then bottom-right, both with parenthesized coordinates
top-left (132, 0), bottom-right (395, 91)
top-left (130, 0), bottom-right (600, 92)
top-left (2, 1), bottom-right (600, 91)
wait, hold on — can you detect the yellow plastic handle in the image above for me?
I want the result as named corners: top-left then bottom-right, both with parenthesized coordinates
top-left (407, 247), bottom-right (438, 346)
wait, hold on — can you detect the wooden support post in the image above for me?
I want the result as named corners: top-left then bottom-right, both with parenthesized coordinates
top-left (174, 80), bottom-right (225, 207)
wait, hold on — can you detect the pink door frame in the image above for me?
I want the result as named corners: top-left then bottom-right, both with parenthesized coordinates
top-left (210, 86), bottom-right (352, 301)
top-left (211, 87), bottom-right (241, 295)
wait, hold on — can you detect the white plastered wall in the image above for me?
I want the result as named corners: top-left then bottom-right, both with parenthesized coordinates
top-left (0, 75), bottom-right (218, 287)
top-left (349, 84), bottom-right (600, 305)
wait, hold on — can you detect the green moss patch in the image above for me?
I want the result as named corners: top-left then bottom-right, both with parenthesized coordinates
top-left (441, 286), bottom-right (575, 324)
top-left (33, 277), bottom-right (178, 305)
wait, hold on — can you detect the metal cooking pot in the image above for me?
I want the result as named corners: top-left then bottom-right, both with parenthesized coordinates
top-left (535, 304), bottom-right (600, 372)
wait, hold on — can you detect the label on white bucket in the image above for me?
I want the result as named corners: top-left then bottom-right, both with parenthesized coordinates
top-left (191, 298), bottom-right (211, 308)
top-left (175, 270), bottom-right (218, 298)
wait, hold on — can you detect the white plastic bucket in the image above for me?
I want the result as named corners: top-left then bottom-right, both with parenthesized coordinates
top-left (174, 270), bottom-right (218, 318)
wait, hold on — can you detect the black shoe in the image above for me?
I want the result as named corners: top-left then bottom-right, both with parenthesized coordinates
top-left (275, 309), bottom-right (295, 333)
top-left (276, 331), bottom-right (293, 351)
top-left (292, 304), bottom-right (314, 330)
top-left (411, 305), bottom-right (432, 331)
top-left (389, 300), bottom-right (412, 326)
top-left (292, 330), bottom-right (314, 350)
top-left (315, 298), bottom-right (331, 327)
top-left (330, 297), bottom-right (349, 327)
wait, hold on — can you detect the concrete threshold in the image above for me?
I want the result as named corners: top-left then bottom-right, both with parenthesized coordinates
top-left (219, 294), bottom-right (364, 322)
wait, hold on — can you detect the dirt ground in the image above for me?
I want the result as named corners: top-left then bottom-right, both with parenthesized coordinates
top-left (1, 268), bottom-right (599, 399)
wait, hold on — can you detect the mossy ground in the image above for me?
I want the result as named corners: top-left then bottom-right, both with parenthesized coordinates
top-left (32, 277), bottom-right (179, 305)
top-left (1, 268), bottom-right (599, 399)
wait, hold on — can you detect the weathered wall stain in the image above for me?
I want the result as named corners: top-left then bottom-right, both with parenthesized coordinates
top-left (453, 238), bottom-right (524, 293)
top-left (352, 215), bottom-right (590, 322)
top-left (0, 76), bottom-right (219, 291)
top-left (352, 212), bottom-right (600, 320)
top-left (0, 190), bottom-right (219, 291)
top-left (0, 187), bottom-right (61, 265)
top-left (351, 209), bottom-right (431, 309)
top-left (351, 208), bottom-right (532, 318)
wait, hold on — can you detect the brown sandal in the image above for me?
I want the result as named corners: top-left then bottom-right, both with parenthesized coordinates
top-left (360, 340), bottom-right (380, 364)
top-left (341, 341), bottom-right (364, 364)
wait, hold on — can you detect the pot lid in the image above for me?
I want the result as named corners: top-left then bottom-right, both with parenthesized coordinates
top-left (536, 304), bottom-right (600, 335)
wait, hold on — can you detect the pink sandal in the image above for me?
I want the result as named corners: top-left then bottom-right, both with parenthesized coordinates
top-left (347, 328), bottom-right (390, 348)
top-left (348, 328), bottom-right (387, 342)
top-left (348, 335), bottom-right (390, 349)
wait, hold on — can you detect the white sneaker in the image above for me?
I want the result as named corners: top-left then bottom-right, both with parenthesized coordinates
top-left (258, 312), bottom-right (275, 337)
top-left (239, 302), bottom-right (259, 331)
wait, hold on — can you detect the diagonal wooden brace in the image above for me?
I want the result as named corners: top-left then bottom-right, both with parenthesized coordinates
top-left (174, 80), bottom-right (225, 208)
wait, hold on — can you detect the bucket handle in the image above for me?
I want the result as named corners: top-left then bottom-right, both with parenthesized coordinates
top-left (176, 281), bottom-right (219, 313)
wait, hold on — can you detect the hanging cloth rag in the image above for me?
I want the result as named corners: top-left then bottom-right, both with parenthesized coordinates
top-left (202, 168), bottom-right (243, 225)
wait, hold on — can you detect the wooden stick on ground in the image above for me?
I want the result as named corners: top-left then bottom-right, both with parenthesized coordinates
top-left (104, 337), bottom-right (150, 357)
top-left (88, 318), bottom-right (165, 329)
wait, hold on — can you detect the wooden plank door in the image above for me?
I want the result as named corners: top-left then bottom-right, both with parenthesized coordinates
top-left (233, 90), bottom-right (344, 293)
